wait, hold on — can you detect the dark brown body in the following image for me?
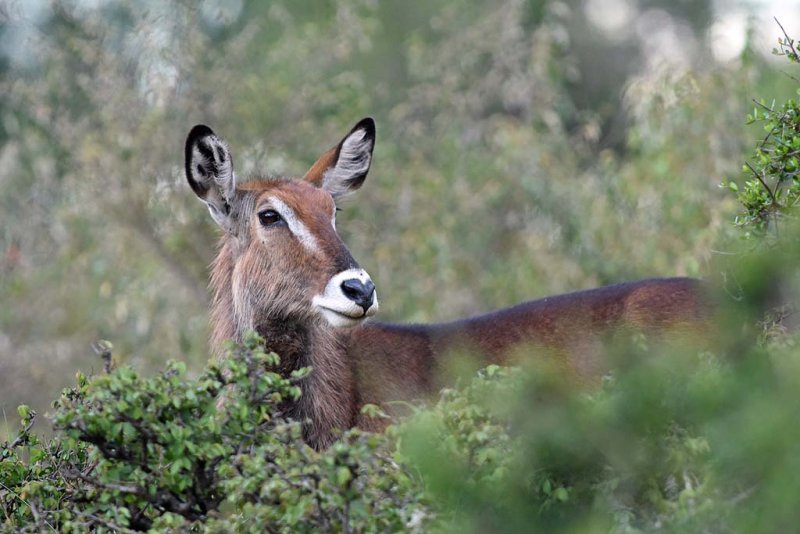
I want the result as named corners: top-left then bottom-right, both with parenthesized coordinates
top-left (344, 277), bottom-right (708, 432)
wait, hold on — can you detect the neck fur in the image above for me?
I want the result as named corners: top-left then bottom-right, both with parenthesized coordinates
top-left (209, 238), bottom-right (355, 449)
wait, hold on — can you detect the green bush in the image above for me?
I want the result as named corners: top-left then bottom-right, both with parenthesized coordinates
top-left (397, 357), bottom-right (728, 532)
top-left (728, 28), bottom-right (800, 240)
top-left (1, 334), bottom-right (427, 532)
top-left (5, 318), bottom-right (800, 532)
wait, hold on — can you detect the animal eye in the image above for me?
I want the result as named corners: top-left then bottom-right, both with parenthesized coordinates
top-left (258, 209), bottom-right (283, 227)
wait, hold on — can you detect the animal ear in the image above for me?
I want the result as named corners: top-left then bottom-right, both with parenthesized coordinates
top-left (303, 117), bottom-right (375, 198)
top-left (185, 124), bottom-right (236, 229)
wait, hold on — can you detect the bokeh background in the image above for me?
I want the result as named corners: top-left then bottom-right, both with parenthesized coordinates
top-left (1, 0), bottom-right (798, 434)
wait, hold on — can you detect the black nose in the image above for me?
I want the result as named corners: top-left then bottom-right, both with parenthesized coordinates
top-left (340, 278), bottom-right (375, 312)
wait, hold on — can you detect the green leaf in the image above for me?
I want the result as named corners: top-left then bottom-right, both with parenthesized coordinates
top-left (16, 405), bottom-right (30, 420)
top-left (337, 466), bottom-right (352, 487)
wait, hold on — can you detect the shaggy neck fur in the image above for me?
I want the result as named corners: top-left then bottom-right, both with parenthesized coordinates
top-left (209, 236), bottom-right (356, 449)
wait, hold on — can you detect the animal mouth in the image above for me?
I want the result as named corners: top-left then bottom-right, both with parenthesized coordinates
top-left (316, 306), bottom-right (368, 327)
top-left (313, 299), bottom-right (377, 328)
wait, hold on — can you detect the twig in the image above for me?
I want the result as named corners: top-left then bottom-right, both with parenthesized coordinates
top-left (7, 411), bottom-right (36, 449)
top-left (719, 271), bottom-right (745, 303)
top-left (91, 340), bottom-right (114, 373)
top-left (74, 511), bottom-right (139, 534)
top-left (744, 161), bottom-right (778, 207)
top-left (151, 489), bottom-right (205, 521)
top-left (0, 481), bottom-right (29, 511)
top-left (343, 499), bottom-right (351, 534)
top-left (751, 99), bottom-right (775, 113)
top-left (728, 483), bottom-right (760, 506)
top-left (66, 470), bottom-right (143, 495)
top-left (751, 99), bottom-right (782, 148)
top-left (775, 17), bottom-right (798, 60)
top-left (28, 500), bottom-right (42, 531)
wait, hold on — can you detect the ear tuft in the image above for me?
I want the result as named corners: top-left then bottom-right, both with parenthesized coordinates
top-left (304, 117), bottom-right (376, 198)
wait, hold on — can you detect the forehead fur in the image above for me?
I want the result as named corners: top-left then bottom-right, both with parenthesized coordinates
top-left (238, 178), bottom-right (335, 215)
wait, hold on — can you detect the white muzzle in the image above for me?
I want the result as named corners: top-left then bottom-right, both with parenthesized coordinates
top-left (312, 268), bottom-right (379, 327)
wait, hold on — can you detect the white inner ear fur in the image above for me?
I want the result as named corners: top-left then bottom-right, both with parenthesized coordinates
top-left (190, 136), bottom-right (236, 228)
top-left (267, 196), bottom-right (320, 253)
top-left (321, 127), bottom-right (372, 198)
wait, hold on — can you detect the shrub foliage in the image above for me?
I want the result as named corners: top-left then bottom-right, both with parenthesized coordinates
top-left (4, 318), bottom-right (800, 532)
top-left (1, 334), bottom-right (425, 532)
top-left (729, 28), bottom-right (800, 239)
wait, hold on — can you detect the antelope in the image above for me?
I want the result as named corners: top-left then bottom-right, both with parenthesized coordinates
top-left (185, 118), bottom-right (710, 449)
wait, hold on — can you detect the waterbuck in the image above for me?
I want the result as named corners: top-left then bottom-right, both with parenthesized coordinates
top-left (185, 118), bottom-right (708, 449)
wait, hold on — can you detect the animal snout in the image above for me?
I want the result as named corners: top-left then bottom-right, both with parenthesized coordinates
top-left (312, 268), bottom-right (379, 327)
top-left (340, 278), bottom-right (376, 312)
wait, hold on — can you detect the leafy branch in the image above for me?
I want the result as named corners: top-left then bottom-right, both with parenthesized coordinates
top-left (728, 25), bottom-right (800, 240)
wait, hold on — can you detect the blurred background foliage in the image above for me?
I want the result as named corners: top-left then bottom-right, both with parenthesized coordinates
top-left (1, 0), bottom-right (798, 433)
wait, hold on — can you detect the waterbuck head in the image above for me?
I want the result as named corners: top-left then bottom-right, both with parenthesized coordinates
top-left (185, 118), bottom-right (379, 350)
